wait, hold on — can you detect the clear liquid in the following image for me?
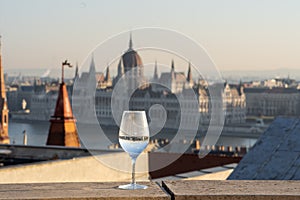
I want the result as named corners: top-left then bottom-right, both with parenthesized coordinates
top-left (119, 135), bottom-right (149, 158)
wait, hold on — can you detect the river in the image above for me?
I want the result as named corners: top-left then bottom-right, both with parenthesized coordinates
top-left (8, 120), bottom-right (257, 149)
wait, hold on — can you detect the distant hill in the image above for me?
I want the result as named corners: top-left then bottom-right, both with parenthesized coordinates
top-left (221, 68), bottom-right (300, 82)
top-left (5, 68), bottom-right (75, 79)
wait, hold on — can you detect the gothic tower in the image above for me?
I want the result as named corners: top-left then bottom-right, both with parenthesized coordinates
top-left (153, 60), bottom-right (158, 81)
top-left (117, 58), bottom-right (124, 77)
top-left (171, 59), bottom-right (175, 80)
top-left (74, 62), bottom-right (79, 81)
top-left (186, 62), bottom-right (193, 88)
top-left (105, 66), bottom-right (112, 87)
top-left (113, 59), bottom-right (124, 87)
top-left (46, 61), bottom-right (80, 147)
top-left (0, 37), bottom-right (9, 144)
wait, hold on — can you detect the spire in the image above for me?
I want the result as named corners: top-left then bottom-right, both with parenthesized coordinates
top-left (171, 60), bottom-right (175, 80)
top-left (56, 60), bottom-right (73, 118)
top-left (187, 62), bottom-right (192, 83)
top-left (171, 59), bottom-right (175, 71)
top-left (129, 32), bottom-right (133, 50)
top-left (105, 64), bottom-right (112, 87)
top-left (74, 62), bottom-right (79, 79)
top-left (117, 58), bottom-right (124, 76)
top-left (89, 54), bottom-right (96, 74)
top-left (186, 62), bottom-right (194, 88)
top-left (153, 61), bottom-right (158, 80)
top-left (46, 61), bottom-right (80, 147)
top-left (53, 83), bottom-right (74, 118)
top-left (113, 58), bottom-right (124, 87)
top-left (0, 36), bottom-right (9, 144)
top-left (105, 65), bottom-right (111, 82)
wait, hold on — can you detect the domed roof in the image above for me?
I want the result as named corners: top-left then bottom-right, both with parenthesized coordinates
top-left (122, 34), bottom-right (143, 73)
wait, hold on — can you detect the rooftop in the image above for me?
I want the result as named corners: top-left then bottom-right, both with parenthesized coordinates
top-left (229, 116), bottom-right (300, 180)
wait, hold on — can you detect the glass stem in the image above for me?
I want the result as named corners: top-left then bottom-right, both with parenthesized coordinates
top-left (131, 158), bottom-right (137, 185)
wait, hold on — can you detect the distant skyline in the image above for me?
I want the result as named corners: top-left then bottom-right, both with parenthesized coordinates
top-left (1, 0), bottom-right (300, 75)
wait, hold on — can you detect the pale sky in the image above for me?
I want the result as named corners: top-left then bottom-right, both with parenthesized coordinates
top-left (1, 0), bottom-right (300, 74)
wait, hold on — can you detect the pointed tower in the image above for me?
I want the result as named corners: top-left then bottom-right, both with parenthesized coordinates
top-left (153, 61), bottom-right (158, 81)
top-left (0, 36), bottom-right (9, 144)
top-left (186, 62), bottom-right (193, 87)
top-left (113, 59), bottom-right (124, 87)
top-left (46, 60), bottom-right (80, 147)
top-left (74, 62), bottom-right (79, 79)
top-left (105, 65), bottom-right (112, 87)
top-left (89, 54), bottom-right (96, 75)
top-left (88, 55), bottom-right (97, 91)
top-left (171, 60), bottom-right (175, 80)
top-left (105, 66), bottom-right (111, 82)
top-left (117, 58), bottom-right (124, 77)
top-left (129, 32), bottom-right (133, 50)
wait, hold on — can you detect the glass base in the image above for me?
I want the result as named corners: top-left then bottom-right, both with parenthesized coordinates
top-left (118, 183), bottom-right (148, 190)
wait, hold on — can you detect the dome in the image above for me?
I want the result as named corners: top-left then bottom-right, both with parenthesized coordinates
top-left (122, 34), bottom-right (143, 74)
top-left (122, 49), bottom-right (143, 73)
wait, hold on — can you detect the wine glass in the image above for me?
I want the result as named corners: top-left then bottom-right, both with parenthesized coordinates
top-left (118, 110), bottom-right (149, 190)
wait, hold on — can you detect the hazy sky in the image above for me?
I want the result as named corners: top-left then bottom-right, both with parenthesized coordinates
top-left (1, 0), bottom-right (300, 74)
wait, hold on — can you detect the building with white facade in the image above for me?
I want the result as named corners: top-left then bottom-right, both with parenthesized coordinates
top-left (245, 87), bottom-right (300, 117)
top-left (9, 36), bottom-right (247, 128)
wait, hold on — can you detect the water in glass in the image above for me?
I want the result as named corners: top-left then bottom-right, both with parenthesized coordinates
top-left (118, 110), bottom-right (149, 190)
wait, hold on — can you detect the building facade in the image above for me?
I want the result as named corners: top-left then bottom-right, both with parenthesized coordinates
top-left (8, 36), bottom-right (247, 128)
top-left (245, 87), bottom-right (300, 117)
